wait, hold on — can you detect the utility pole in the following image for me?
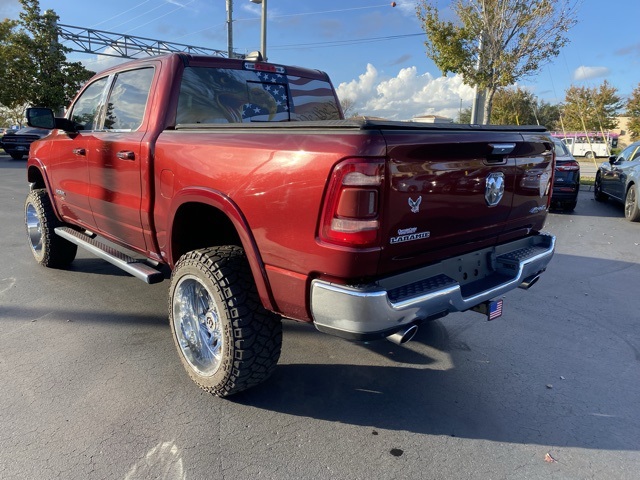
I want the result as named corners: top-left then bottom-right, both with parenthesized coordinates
top-left (226, 0), bottom-right (233, 58)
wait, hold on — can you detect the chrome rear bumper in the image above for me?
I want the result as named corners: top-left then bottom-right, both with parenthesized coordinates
top-left (311, 233), bottom-right (555, 340)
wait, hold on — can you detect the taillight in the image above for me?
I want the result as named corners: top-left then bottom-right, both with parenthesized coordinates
top-left (320, 158), bottom-right (384, 247)
top-left (556, 161), bottom-right (580, 171)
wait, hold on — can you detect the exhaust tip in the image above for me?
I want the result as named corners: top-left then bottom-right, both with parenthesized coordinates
top-left (387, 325), bottom-right (419, 345)
top-left (519, 274), bottom-right (540, 290)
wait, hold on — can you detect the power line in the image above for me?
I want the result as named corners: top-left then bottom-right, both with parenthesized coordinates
top-left (89, 0), bottom-right (153, 29)
top-left (269, 33), bottom-right (425, 51)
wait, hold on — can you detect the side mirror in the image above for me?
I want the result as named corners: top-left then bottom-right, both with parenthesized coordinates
top-left (609, 155), bottom-right (617, 165)
top-left (26, 107), bottom-right (56, 129)
top-left (26, 107), bottom-right (77, 132)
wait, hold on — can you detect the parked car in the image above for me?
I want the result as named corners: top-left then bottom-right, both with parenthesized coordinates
top-left (0, 126), bottom-right (50, 160)
top-left (551, 137), bottom-right (580, 211)
top-left (594, 140), bottom-right (640, 222)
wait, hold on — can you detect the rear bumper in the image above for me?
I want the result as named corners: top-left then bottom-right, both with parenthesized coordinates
top-left (311, 233), bottom-right (555, 340)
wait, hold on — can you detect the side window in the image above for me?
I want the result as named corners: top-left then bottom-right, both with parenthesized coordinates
top-left (70, 77), bottom-right (109, 131)
top-left (629, 147), bottom-right (640, 162)
top-left (104, 68), bottom-right (154, 131)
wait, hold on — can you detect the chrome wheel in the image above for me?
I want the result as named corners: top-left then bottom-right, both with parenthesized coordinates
top-left (169, 247), bottom-right (282, 396)
top-left (25, 201), bottom-right (43, 256)
top-left (24, 189), bottom-right (77, 267)
top-left (172, 274), bottom-right (223, 377)
top-left (625, 186), bottom-right (640, 222)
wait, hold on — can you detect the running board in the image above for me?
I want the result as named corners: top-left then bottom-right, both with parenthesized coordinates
top-left (55, 227), bottom-right (165, 284)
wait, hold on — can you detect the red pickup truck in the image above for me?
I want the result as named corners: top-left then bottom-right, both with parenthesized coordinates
top-left (25, 53), bottom-right (555, 396)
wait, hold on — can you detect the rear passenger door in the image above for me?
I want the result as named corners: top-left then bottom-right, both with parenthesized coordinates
top-left (87, 67), bottom-right (155, 250)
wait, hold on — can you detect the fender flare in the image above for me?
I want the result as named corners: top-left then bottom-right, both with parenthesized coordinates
top-left (26, 159), bottom-right (63, 220)
top-left (167, 186), bottom-right (276, 312)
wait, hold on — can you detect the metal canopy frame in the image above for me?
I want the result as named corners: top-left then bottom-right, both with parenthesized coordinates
top-left (57, 24), bottom-right (232, 59)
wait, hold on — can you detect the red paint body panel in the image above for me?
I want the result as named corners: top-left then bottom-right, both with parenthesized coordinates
top-left (26, 53), bottom-right (554, 323)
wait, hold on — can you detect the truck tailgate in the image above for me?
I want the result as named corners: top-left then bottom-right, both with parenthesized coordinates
top-left (378, 126), bottom-right (553, 273)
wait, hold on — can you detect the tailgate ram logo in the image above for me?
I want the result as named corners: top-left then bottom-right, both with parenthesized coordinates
top-left (485, 172), bottom-right (505, 206)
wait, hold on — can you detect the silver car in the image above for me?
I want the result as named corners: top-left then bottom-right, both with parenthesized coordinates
top-left (594, 141), bottom-right (640, 222)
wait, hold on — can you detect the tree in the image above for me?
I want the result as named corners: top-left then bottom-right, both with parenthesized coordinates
top-left (491, 87), bottom-right (538, 125)
top-left (626, 83), bottom-right (640, 140)
top-left (561, 81), bottom-right (623, 132)
top-left (0, 0), bottom-right (94, 114)
top-left (339, 97), bottom-right (359, 118)
top-left (489, 87), bottom-right (561, 129)
top-left (457, 106), bottom-right (471, 123)
top-left (535, 100), bottom-right (562, 131)
top-left (416, 0), bottom-right (578, 124)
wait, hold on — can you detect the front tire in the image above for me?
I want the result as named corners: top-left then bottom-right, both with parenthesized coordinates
top-left (624, 186), bottom-right (640, 222)
top-left (169, 246), bottom-right (282, 397)
top-left (25, 189), bottom-right (77, 268)
top-left (10, 152), bottom-right (24, 160)
top-left (594, 173), bottom-right (607, 202)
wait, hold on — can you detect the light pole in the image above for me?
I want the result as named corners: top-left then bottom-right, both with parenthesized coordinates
top-left (249, 0), bottom-right (267, 61)
top-left (226, 0), bottom-right (233, 58)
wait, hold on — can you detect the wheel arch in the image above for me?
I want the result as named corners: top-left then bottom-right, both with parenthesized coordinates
top-left (26, 161), bottom-right (48, 190)
top-left (26, 162), bottom-right (65, 221)
top-left (167, 187), bottom-right (276, 311)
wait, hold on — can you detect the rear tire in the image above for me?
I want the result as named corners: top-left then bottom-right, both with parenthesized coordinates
top-left (25, 189), bottom-right (78, 268)
top-left (624, 186), bottom-right (640, 222)
top-left (10, 152), bottom-right (24, 160)
top-left (169, 246), bottom-right (282, 397)
top-left (584, 151), bottom-right (595, 159)
top-left (594, 173), bottom-right (607, 202)
top-left (564, 200), bottom-right (577, 212)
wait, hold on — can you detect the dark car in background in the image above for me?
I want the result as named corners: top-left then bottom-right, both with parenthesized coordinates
top-left (551, 137), bottom-right (580, 211)
top-left (594, 141), bottom-right (640, 222)
top-left (0, 127), bottom-right (50, 160)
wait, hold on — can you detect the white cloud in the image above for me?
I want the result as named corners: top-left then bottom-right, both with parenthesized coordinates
top-left (573, 66), bottom-right (610, 81)
top-left (336, 64), bottom-right (475, 120)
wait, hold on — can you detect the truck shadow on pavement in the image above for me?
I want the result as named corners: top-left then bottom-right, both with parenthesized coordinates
top-left (230, 254), bottom-right (640, 451)
top-left (233, 335), bottom-right (638, 451)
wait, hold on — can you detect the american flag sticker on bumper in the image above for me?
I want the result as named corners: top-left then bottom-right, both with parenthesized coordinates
top-left (471, 299), bottom-right (504, 321)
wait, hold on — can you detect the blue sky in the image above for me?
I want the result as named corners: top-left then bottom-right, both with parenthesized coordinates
top-left (1, 0), bottom-right (639, 120)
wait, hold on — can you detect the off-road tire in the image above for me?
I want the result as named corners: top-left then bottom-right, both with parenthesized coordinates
top-left (594, 173), bottom-right (608, 202)
top-left (624, 186), bottom-right (640, 222)
top-left (169, 246), bottom-right (282, 397)
top-left (25, 189), bottom-right (77, 268)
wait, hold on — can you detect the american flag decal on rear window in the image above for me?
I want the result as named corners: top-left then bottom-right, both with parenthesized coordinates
top-left (287, 76), bottom-right (340, 121)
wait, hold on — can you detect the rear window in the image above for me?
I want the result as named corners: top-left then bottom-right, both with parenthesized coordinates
top-left (553, 138), bottom-right (571, 156)
top-left (176, 66), bottom-right (340, 124)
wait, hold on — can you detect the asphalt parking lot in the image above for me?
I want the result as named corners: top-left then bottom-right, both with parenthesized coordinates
top-left (1, 152), bottom-right (638, 479)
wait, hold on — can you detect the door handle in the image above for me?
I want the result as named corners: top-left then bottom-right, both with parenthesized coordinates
top-left (117, 151), bottom-right (135, 161)
top-left (72, 148), bottom-right (86, 156)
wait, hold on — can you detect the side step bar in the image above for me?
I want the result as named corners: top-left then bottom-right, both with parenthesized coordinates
top-left (55, 227), bottom-right (165, 284)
